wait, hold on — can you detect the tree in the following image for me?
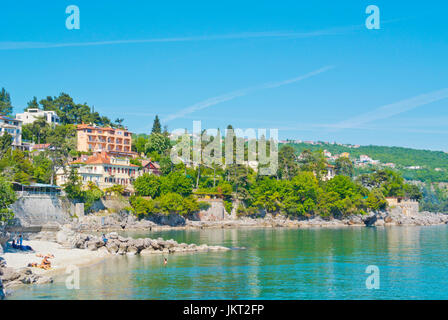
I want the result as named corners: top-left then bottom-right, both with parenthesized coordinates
top-left (0, 88), bottom-right (13, 115)
top-left (299, 150), bottom-right (328, 180)
top-left (0, 133), bottom-right (12, 156)
top-left (134, 173), bottom-right (161, 198)
top-left (63, 167), bottom-right (84, 200)
top-left (335, 157), bottom-right (354, 177)
top-left (0, 176), bottom-right (16, 223)
top-left (114, 118), bottom-right (124, 128)
top-left (145, 133), bottom-right (170, 155)
top-left (26, 97), bottom-right (39, 111)
top-left (160, 171), bottom-right (193, 196)
top-left (278, 145), bottom-right (298, 180)
top-left (151, 115), bottom-right (162, 134)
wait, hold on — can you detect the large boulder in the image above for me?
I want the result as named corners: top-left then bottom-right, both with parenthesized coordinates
top-left (106, 241), bottom-right (119, 254)
top-left (1, 267), bottom-right (21, 282)
top-left (126, 246), bottom-right (138, 255)
top-left (117, 242), bottom-right (128, 255)
top-left (108, 232), bottom-right (118, 240)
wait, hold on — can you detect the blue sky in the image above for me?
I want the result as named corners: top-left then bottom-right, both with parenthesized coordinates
top-left (1, 1), bottom-right (448, 150)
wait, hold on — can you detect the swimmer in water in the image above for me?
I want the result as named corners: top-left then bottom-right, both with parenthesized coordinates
top-left (164, 258), bottom-right (167, 265)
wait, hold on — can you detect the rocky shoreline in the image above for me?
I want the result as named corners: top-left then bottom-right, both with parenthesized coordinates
top-left (62, 229), bottom-right (231, 256)
top-left (0, 226), bottom-right (231, 298)
top-left (70, 209), bottom-right (448, 232)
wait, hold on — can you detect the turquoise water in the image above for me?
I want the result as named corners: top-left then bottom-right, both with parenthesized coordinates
top-left (8, 225), bottom-right (448, 299)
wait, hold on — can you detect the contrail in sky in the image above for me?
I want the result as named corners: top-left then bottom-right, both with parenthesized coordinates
top-left (331, 88), bottom-right (448, 129)
top-left (0, 25), bottom-right (361, 50)
top-left (163, 66), bottom-right (335, 122)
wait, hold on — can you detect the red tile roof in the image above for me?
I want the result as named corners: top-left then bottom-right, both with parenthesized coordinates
top-left (70, 152), bottom-right (139, 167)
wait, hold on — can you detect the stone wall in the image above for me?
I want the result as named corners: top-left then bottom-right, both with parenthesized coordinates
top-left (9, 195), bottom-right (71, 229)
top-left (192, 199), bottom-right (233, 221)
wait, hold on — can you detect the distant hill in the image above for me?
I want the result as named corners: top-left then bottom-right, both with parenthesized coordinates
top-left (283, 142), bottom-right (448, 183)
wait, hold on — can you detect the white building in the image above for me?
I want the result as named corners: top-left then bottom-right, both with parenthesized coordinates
top-left (359, 154), bottom-right (372, 163)
top-left (15, 108), bottom-right (60, 126)
top-left (0, 115), bottom-right (22, 146)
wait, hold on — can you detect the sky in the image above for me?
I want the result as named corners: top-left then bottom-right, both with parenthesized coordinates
top-left (1, 1), bottom-right (448, 151)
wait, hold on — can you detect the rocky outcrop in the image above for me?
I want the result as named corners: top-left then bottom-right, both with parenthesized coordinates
top-left (0, 256), bottom-right (53, 295)
top-left (64, 231), bottom-right (230, 256)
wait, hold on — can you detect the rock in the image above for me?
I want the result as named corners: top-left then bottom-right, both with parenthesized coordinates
top-left (117, 242), bottom-right (128, 255)
top-left (126, 246), bottom-right (138, 255)
top-left (150, 240), bottom-right (161, 250)
top-left (97, 246), bottom-right (109, 255)
top-left (0, 278), bottom-right (4, 300)
top-left (106, 242), bottom-right (119, 254)
top-left (384, 215), bottom-right (394, 223)
top-left (108, 232), bottom-right (118, 240)
top-left (35, 276), bottom-right (53, 285)
top-left (118, 236), bottom-right (128, 243)
top-left (374, 219), bottom-right (385, 227)
top-left (1, 267), bottom-right (20, 282)
top-left (143, 238), bottom-right (152, 248)
top-left (0, 257), bottom-right (6, 268)
top-left (364, 215), bottom-right (377, 227)
top-left (133, 238), bottom-right (145, 250)
top-left (140, 247), bottom-right (158, 255)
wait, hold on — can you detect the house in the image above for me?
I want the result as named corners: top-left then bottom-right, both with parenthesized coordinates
top-left (323, 164), bottom-right (336, 181)
top-left (323, 150), bottom-right (332, 158)
top-left (56, 151), bottom-right (139, 190)
top-left (339, 152), bottom-right (350, 158)
top-left (76, 124), bottom-right (137, 158)
top-left (139, 159), bottom-right (162, 176)
top-left (359, 154), bottom-right (372, 163)
top-left (386, 197), bottom-right (419, 216)
top-left (31, 143), bottom-right (52, 154)
top-left (15, 108), bottom-right (60, 125)
top-left (0, 115), bottom-right (22, 147)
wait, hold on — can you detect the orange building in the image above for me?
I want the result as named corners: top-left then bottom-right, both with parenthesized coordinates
top-left (76, 124), bottom-right (136, 157)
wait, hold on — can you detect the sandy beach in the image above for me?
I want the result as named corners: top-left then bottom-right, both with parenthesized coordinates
top-left (1, 240), bottom-right (110, 277)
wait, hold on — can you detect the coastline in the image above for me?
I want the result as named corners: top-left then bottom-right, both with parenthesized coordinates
top-left (2, 209), bottom-right (447, 298)
top-left (73, 210), bottom-right (448, 233)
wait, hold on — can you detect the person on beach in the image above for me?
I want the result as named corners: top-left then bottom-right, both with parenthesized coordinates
top-left (102, 234), bottom-right (108, 244)
top-left (19, 234), bottom-right (23, 246)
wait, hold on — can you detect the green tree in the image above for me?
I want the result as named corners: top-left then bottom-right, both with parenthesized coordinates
top-left (0, 88), bottom-right (13, 115)
top-left (0, 176), bottom-right (16, 223)
top-left (25, 96), bottom-right (39, 111)
top-left (63, 167), bottom-right (84, 200)
top-left (151, 115), bottom-right (162, 134)
top-left (134, 173), bottom-right (161, 198)
top-left (277, 145), bottom-right (298, 180)
top-left (145, 133), bottom-right (170, 155)
top-left (0, 133), bottom-right (12, 155)
top-left (160, 171), bottom-right (193, 196)
top-left (335, 157), bottom-right (354, 177)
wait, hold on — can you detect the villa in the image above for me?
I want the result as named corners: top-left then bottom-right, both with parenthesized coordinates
top-left (56, 151), bottom-right (139, 190)
top-left (76, 124), bottom-right (137, 158)
top-left (15, 108), bottom-right (60, 126)
top-left (0, 115), bottom-right (22, 147)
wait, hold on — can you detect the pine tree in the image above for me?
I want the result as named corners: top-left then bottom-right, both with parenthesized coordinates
top-left (151, 115), bottom-right (162, 134)
top-left (0, 88), bottom-right (13, 115)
